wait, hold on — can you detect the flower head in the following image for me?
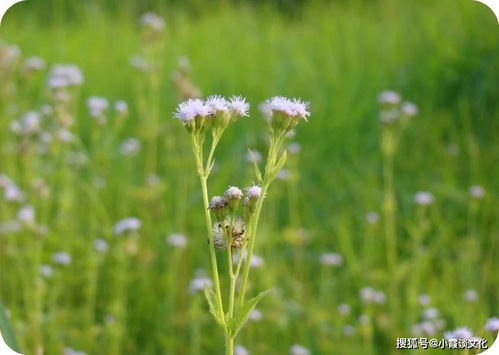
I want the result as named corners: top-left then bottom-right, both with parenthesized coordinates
top-left (229, 96), bottom-right (250, 117)
top-left (485, 317), bottom-right (499, 332)
top-left (378, 90), bottom-right (401, 105)
top-left (414, 191), bottom-right (434, 206)
top-left (166, 233), bottom-right (187, 248)
top-left (262, 96), bottom-right (310, 133)
top-left (113, 217), bottom-right (141, 236)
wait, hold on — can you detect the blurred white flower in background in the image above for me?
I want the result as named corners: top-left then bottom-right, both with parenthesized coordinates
top-left (53, 251), bottom-right (71, 266)
top-left (289, 344), bottom-right (310, 355)
top-left (113, 217), bottom-right (141, 236)
top-left (120, 137), bottom-right (141, 156)
top-left (166, 233), bottom-right (187, 248)
top-left (469, 185), bottom-right (485, 199)
top-left (320, 252), bottom-right (343, 266)
top-left (414, 191), bottom-right (434, 206)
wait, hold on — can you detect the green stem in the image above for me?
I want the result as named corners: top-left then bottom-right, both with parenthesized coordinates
top-left (191, 133), bottom-right (225, 323)
top-left (225, 334), bottom-right (234, 355)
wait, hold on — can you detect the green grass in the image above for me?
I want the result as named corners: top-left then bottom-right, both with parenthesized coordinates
top-left (0, 0), bottom-right (498, 354)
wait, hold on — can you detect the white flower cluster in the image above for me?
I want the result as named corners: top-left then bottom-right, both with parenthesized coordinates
top-left (139, 12), bottom-right (165, 32)
top-left (48, 64), bottom-right (84, 89)
top-left (261, 96), bottom-right (310, 120)
top-left (319, 252), bottom-right (343, 266)
top-left (174, 95), bottom-right (249, 124)
top-left (10, 111), bottom-right (42, 136)
top-left (87, 96), bottom-right (109, 118)
top-left (378, 90), bottom-right (418, 124)
top-left (113, 217), bottom-right (141, 236)
top-left (414, 191), bottom-right (434, 206)
top-left (359, 287), bottom-right (386, 304)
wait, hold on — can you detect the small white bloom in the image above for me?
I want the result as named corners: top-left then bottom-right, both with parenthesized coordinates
top-left (24, 56), bottom-right (45, 71)
top-left (234, 345), bottom-right (249, 355)
top-left (166, 233), bottom-right (187, 248)
top-left (4, 183), bottom-right (24, 202)
top-left (95, 238), bottom-right (109, 253)
top-left (360, 287), bottom-right (376, 303)
top-left (57, 128), bottom-right (74, 143)
top-left (444, 327), bottom-right (473, 339)
top-left (87, 96), bottom-right (109, 118)
top-left (343, 325), bottom-right (355, 336)
top-left (229, 96), bottom-right (250, 117)
top-left (147, 174), bottom-right (161, 186)
top-left (246, 150), bottom-right (262, 164)
top-left (48, 64), bottom-right (84, 88)
top-left (139, 12), bottom-right (165, 32)
top-left (39, 264), bottom-right (53, 278)
top-left (263, 96), bottom-right (310, 120)
top-left (53, 251), bottom-right (71, 265)
top-left (365, 211), bottom-right (379, 225)
top-left (337, 303), bottom-right (351, 315)
top-left (206, 95), bottom-right (230, 113)
top-left (288, 142), bottom-right (301, 154)
top-left (320, 252), bottom-right (343, 266)
top-left (402, 101), bottom-right (418, 116)
top-left (277, 169), bottom-right (290, 180)
top-left (226, 186), bottom-right (243, 200)
top-left (246, 185), bottom-right (262, 199)
top-left (377, 90), bottom-right (401, 105)
top-left (469, 185), bottom-right (485, 199)
top-left (249, 308), bottom-right (262, 321)
top-left (464, 289), bottom-right (478, 302)
top-left (414, 191), bottom-right (434, 206)
top-left (374, 291), bottom-right (386, 304)
top-left (63, 347), bottom-right (87, 355)
top-left (174, 98), bottom-right (212, 123)
top-left (17, 205), bottom-right (35, 224)
top-left (358, 314), bottom-right (370, 324)
top-left (419, 320), bottom-right (437, 336)
top-left (120, 137), bottom-right (141, 156)
top-left (423, 307), bottom-right (439, 320)
top-left (289, 344), bottom-right (310, 355)
top-left (485, 317), bottom-right (499, 332)
top-left (114, 100), bottom-right (129, 115)
top-left (188, 276), bottom-right (212, 294)
top-left (418, 294), bottom-right (431, 306)
top-left (113, 217), bottom-right (141, 236)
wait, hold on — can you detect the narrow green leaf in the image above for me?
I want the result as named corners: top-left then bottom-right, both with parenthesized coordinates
top-left (270, 150), bottom-right (287, 181)
top-left (249, 150), bottom-right (263, 183)
top-left (230, 288), bottom-right (272, 337)
top-left (0, 299), bottom-right (20, 352)
top-left (203, 287), bottom-right (224, 327)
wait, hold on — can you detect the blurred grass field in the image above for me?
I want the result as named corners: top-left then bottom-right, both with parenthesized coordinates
top-left (0, 0), bottom-right (498, 354)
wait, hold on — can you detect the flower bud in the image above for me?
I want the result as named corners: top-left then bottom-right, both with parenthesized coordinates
top-left (208, 195), bottom-right (228, 221)
top-left (244, 185), bottom-right (262, 217)
top-left (225, 186), bottom-right (243, 212)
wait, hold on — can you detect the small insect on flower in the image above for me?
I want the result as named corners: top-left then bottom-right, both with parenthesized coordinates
top-left (212, 217), bottom-right (246, 249)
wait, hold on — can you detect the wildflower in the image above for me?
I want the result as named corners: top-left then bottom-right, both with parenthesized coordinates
top-left (17, 205), bottom-right (35, 224)
top-left (114, 100), bottom-right (129, 116)
top-left (402, 101), bottom-right (418, 116)
top-left (166, 233), bottom-right (187, 248)
top-left (444, 327), bottom-right (473, 340)
top-left (4, 183), bottom-right (24, 202)
top-left (146, 174), bottom-right (161, 186)
top-left (277, 169), bottom-right (289, 180)
top-left (139, 12), bottom-right (165, 32)
top-left (343, 325), bottom-right (355, 336)
top-left (57, 128), bottom-right (74, 143)
top-left (377, 90), bottom-right (401, 105)
top-left (94, 238), bottom-right (109, 254)
top-left (374, 291), bottom-right (386, 304)
top-left (246, 150), bottom-right (262, 164)
top-left (423, 308), bottom-right (439, 320)
top-left (53, 251), bottom-right (71, 265)
top-left (206, 95), bottom-right (249, 129)
top-left (120, 137), bottom-right (141, 156)
top-left (337, 303), bottom-right (351, 315)
top-left (48, 64), bottom-right (84, 88)
top-left (262, 96), bottom-right (310, 133)
top-left (174, 98), bottom-right (212, 132)
top-left (289, 344), bottom-right (310, 355)
top-left (188, 275), bottom-right (212, 294)
top-left (358, 314), bottom-right (370, 324)
top-left (485, 317), bottom-right (499, 332)
top-left (0, 44), bottom-right (21, 68)
top-left (234, 345), bottom-right (249, 355)
top-left (229, 96), bottom-right (250, 117)
top-left (63, 347), bottom-right (86, 355)
top-left (288, 142), bottom-right (301, 154)
top-left (418, 294), bottom-right (431, 306)
top-left (464, 289), bottom-right (478, 302)
top-left (11, 111), bottom-right (42, 136)
top-left (320, 252), bottom-right (343, 266)
top-left (249, 308), bottom-right (262, 321)
top-left (212, 217), bottom-right (246, 249)
top-left (0, 220), bottom-right (21, 234)
top-left (419, 320), bottom-right (437, 336)
top-left (360, 287), bottom-right (376, 303)
top-left (209, 196), bottom-right (228, 221)
top-left (225, 186), bottom-right (243, 205)
top-left (244, 185), bottom-right (262, 216)
top-left (233, 251), bottom-right (264, 268)
top-left (365, 211), bottom-right (379, 225)
top-left (414, 191), bottom-right (434, 206)
top-left (39, 264), bottom-right (53, 278)
top-left (246, 185), bottom-right (262, 199)
top-left (469, 185), bottom-right (485, 199)
top-left (87, 96), bottom-right (109, 120)
top-left (24, 56), bottom-right (45, 71)
top-left (113, 217), bottom-right (141, 236)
